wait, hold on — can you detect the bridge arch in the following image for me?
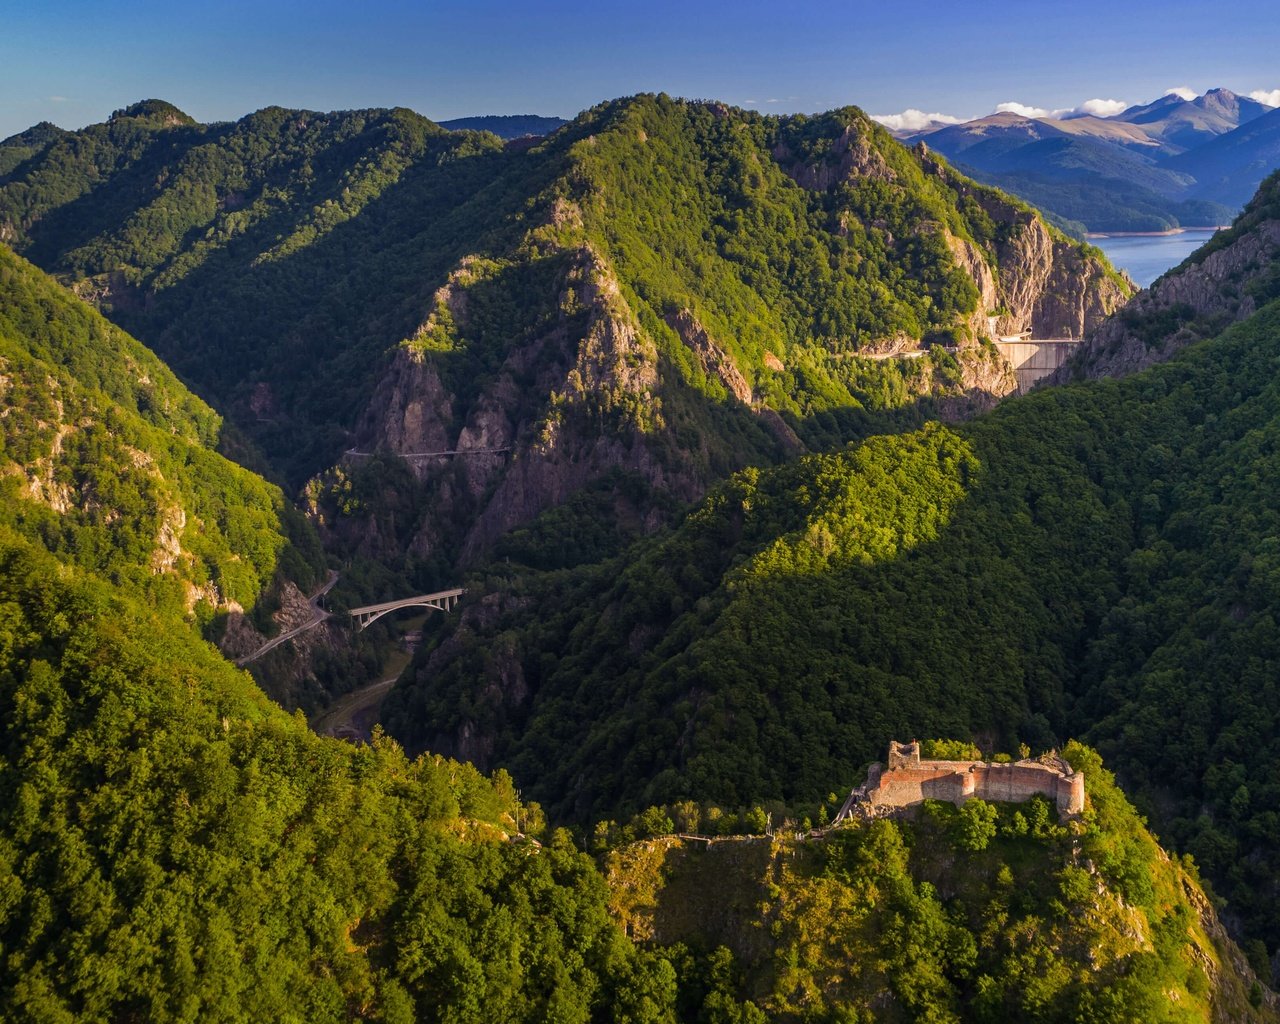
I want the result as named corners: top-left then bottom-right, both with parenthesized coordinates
top-left (349, 589), bottom-right (464, 631)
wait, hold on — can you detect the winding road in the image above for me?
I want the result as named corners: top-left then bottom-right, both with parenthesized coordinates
top-left (235, 570), bottom-right (339, 666)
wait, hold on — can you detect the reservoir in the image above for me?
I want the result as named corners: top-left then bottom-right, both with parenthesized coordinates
top-left (1090, 228), bottom-right (1223, 288)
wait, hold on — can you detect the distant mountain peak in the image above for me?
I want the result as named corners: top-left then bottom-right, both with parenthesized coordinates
top-left (108, 99), bottom-right (197, 127)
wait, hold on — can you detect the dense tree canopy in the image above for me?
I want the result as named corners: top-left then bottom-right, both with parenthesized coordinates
top-left (390, 290), bottom-right (1280, 958)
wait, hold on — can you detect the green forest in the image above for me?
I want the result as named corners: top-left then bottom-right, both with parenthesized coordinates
top-left (0, 94), bottom-right (1125, 588)
top-left (2, 92), bottom-right (1280, 1020)
top-left (389, 176), bottom-right (1280, 958)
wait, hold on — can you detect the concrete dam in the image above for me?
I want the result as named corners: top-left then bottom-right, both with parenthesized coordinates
top-left (992, 338), bottom-right (1078, 392)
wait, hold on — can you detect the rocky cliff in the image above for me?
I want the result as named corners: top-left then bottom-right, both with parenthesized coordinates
top-left (1055, 171), bottom-right (1280, 382)
top-left (328, 242), bottom-right (719, 568)
top-left (918, 147), bottom-right (1131, 341)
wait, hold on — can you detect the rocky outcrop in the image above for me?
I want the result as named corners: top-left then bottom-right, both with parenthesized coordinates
top-left (944, 175), bottom-right (1131, 341)
top-left (1054, 218), bottom-right (1280, 382)
top-left (339, 244), bottom-right (706, 568)
top-left (665, 309), bottom-right (753, 405)
top-left (662, 309), bottom-right (805, 455)
top-left (773, 124), bottom-right (898, 192)
top-left (773, 127), bottom-right (1130, 345)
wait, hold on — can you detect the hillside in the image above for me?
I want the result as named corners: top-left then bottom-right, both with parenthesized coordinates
top-left (0, 94), bottom-right (1127, 578)
top-left (604, 744), bottom-right (1276, 1022)
top-left (1, 224), bottom-right (1264, 1021)
top-left (0, 121), bottom-right (68, 177)
top-left (0, 242), bottom-right (322, 622)
top-left (384, 193), bottom-right (1280, 955)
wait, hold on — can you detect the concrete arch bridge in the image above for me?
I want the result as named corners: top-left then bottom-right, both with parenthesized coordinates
top-left (349, 589), bottom-right (464, 631)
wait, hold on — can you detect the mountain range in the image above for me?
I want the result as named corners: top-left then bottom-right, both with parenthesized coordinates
top-left (4, 88), bottom-right (1280, 1019)
top-left (0, 95), bottom-right (1127, 584)
top-left (894, 88), bottom-right (1280, 233)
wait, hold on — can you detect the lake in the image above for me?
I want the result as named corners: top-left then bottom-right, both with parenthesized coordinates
top-left (1089, 229), bottom-right (1223, 288)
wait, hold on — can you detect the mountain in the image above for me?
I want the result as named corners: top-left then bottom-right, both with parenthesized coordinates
top-left (2, 236), bottom-right (1268, 1020)
top-left (438, 114), bottom-right (568, 138)
top-left (915, 88), bottom-right (1274, 233)
top-left (1115, 88), bottom-right (1273, 152)
top-left (0, 94), bottom-right (1127, 579)
top-left (0, 121), bottom-right (68, 177)
top-left (1168, 106), bottom-right (1280, 209)
top-left (383, 176), bottom-right (1280, 955)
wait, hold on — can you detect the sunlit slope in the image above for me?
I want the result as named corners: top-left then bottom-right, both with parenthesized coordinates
top-left (0, 243), bottom-right (322, 618)
top-left (0, 529), bottom-right (667, 1023)
top-left (604, 745), bottom-right (1275, 1023)
top-left (390, 288), bottom-right (1280, 952)
top-left (0, 96), bottom-right (1126, 573)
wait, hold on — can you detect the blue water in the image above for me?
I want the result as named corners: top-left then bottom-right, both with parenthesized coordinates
top-left (1090, 229), bottom-right (1223, 288)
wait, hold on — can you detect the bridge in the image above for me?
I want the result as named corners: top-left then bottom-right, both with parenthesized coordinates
top-left (348, 589), bottom-right (464, 631)
top-left (992, 338), bottom-right (1078, 392)
top-left (344, 447), bottom-right (510, 460)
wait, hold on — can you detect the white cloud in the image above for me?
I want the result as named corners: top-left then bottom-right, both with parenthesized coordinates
top-left (1250, 88), bottom-right (1280, 107)
top-left (47, 95), bottom-right (68, 103)
top-left (996, 101), bottom-right (1053, 118)
top-left (1165, 86), bottom-right (1198, 101)
top-left (870, 108), bottom-right (963, 131)
top-left (1074, 98), bottom-right (1128, 118)
top-left (996, 98), bottom-right (1130, 121)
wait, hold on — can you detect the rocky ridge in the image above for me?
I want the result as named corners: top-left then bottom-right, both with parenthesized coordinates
top-left (1055, 174), bottom-right (1280, 382)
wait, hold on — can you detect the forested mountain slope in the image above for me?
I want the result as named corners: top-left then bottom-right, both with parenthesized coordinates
top-left (386, 215), bottom-right (1280, 955)
top-left (3, 523), bottom-right (1270, 1020)
top-left (0, 242), bottom-right (322, 622)
top-left (1, 228), bottom-right (1262, 1022)
top-left (0, 95), bottom-right (1127, 575)
top-left (0, 233), bottom-right (674, 1023)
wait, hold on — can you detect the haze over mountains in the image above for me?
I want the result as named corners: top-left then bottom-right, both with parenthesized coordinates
top-left (884, 88), bottom-right (1280, 233)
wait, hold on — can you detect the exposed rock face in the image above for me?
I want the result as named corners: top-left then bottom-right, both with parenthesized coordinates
top-left (665, 309), bottom-right (753, 405)
top-left (773, 125), bottom-right (898, 191)
top-left (943, 175), bottom-right (1131, 341)
top-left (663, 309), bottom-right (805, 455)
top-left (772, 126), bottom-right (1130, 346)
top-left (937, 346), bottom-right (1018, 416)
top-left (339, 244), bottom-right (707, 567)
top-left (1055, 218), bottom-right (1280, 382)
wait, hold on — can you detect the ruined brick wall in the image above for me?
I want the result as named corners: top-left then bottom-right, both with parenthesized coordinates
top-left (856, 741), bottom-right (1085, 820)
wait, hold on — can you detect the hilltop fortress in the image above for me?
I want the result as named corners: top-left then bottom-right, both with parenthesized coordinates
top-left (835, 740), bottom-right (1085, 822)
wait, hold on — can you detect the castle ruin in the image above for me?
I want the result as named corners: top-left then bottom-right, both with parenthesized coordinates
top-left (834, 740), bottom-right (1085, 823)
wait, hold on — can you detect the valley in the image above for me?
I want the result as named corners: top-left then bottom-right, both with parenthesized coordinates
top-left (3, 39), bottom-right (1280, 1020)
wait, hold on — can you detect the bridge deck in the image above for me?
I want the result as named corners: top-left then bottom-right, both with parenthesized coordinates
top-left (348, 589), bottom-right (465, 617)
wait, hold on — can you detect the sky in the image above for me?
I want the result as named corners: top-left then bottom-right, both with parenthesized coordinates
top-left (3, 0), bottom-right (1280, 138)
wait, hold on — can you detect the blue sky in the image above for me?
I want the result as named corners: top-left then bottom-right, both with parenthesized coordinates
top-left (3, 0), bottom-right (1279, 138)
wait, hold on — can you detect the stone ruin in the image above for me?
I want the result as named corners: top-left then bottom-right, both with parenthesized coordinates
top-left (834, 740), bottom-right (1085, 823)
